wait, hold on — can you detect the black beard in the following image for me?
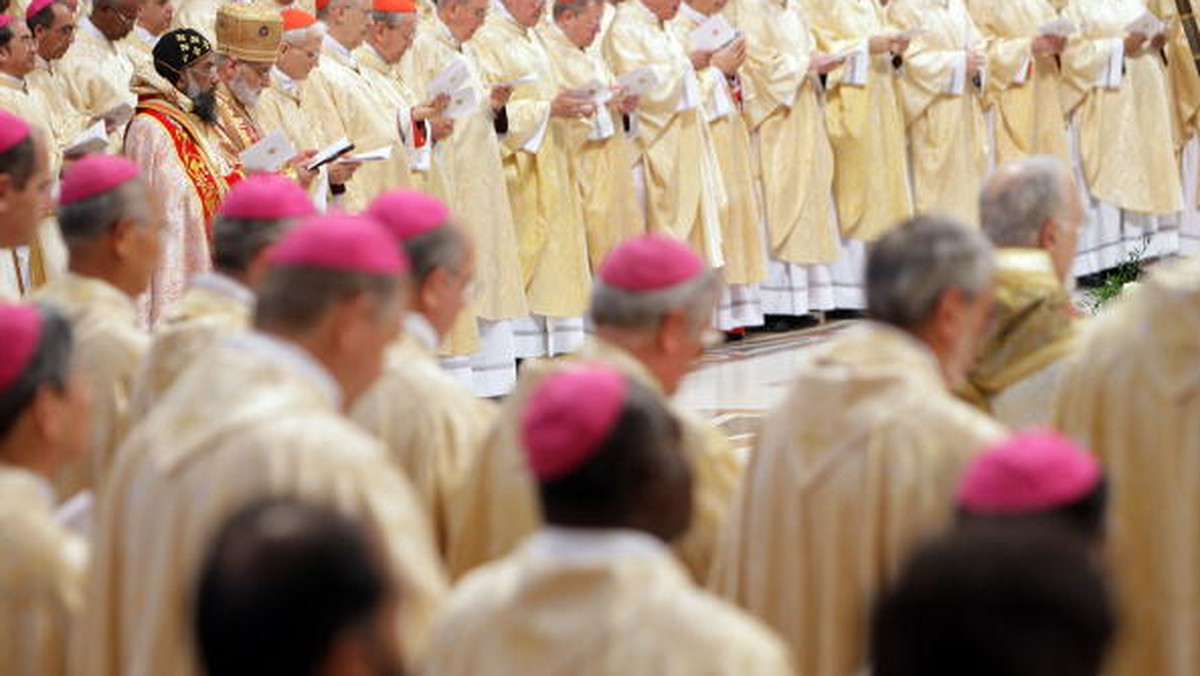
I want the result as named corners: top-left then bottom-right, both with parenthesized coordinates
top-left (190, 88), bottom-right (218, 124)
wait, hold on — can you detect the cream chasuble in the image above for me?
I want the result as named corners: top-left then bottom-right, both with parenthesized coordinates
top-left (800, 0), bottom-right (912, 242)
top-left (34, 273), bottom-right (148, 500)
top-left (957, 248), bottom-right (1077, 428)
top-left (77, 332), bottom-right (448, 676)
top-left (727, 0), bottom-right (839, 262)
top-left (888, 0), bottom-right (988, 227)
top-left (404, 19), bottom-right (528, 323)
top-left (1052, 256), bottom-right (1200, 676)
top-left (1148, 0), bottom-right (1200, 148)
top-left (426, 528), bottom-right (795, 676)
top-left (669, 5), bottom-right (768, 285)
top-left (351, 317), bottom-right (497, 561)
top-left (536, 21), bottom-right (645, 272)
top-left (966, 0), bottom-right (1070, 163)
top-left (128, 272), bottom-right (252, 418)
top-left (449, 338), bottom-right (743, 583)
top-left (57, 18), bottom-right (135, 120)
top-left (356, 44), bottom-right (434, 195)
top-left (27, 59), bottom-right (91, 159)
top-left (256, 69), bottom-right (336, 206)
top-left (120, 26), bottom-right (159, 75)
top-left (306, 36), bottom-right (415, 212)
top-left (603, 0), bottom-right (727, 266)
top-left (469, 9), bottom-right (592, 318)
top-left (0, 465), bottom-right (87, 676)
top-left (1059, 0), bottom-right (1183, 214)
top-left (173, 0), bottom-right (219, 40)
top-left (710, 323), bottom-right (1005, 676)
top-left (125, 66), bottom-right (233, 323)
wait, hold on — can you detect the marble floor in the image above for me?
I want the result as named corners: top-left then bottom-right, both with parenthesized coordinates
top-left (676, 321), bottom-right (856, 452)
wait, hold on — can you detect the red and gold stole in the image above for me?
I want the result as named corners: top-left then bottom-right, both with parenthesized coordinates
top-left (133, 97), bottom-right (231, 236)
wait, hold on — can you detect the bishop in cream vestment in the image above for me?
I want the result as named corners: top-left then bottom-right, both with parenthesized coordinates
top-left (711, 323), bottom-right (1005, 676)
top-left (57, 17), bottom-right (136, 122)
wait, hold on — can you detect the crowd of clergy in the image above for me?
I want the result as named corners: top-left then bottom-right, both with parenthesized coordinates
top-left (0, 0), bottom-right (1198, 671)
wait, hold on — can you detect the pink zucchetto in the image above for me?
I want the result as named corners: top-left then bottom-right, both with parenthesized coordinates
top-left (0, 304), bottom-right (42, 393)
top-left (0, 16), bottom-right (11, 30)
top-left (521, 364), bottom-right (628, 481)
top-left (267, 214), bottom-right (410, 276)
top-left (598, 234), bottom-right (706, 292)
top-left (25, 0), bottom-right (55, 18)
top-left (957, 430), bottom-right (1103, 515)
top-left (59, 155), bottom-right (141, 205)
top-left (0, 109), bottom-right (30, 154)
top-left (218, 174), bottom-right (315, 221)
top-left (366, 190), bottom-right (451, 241)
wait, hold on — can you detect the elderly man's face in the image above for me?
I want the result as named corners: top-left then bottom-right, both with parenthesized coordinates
top-left (1, 23), bottom-right (38, 77)
top-left (278, 33), bottom-right (322, 80)
top-left (225, 57), bottom-right (272, 107)
top-left (183, 51), bottom-right (219, 93)
top-left (139, 0), bottom-right (174, 36)
top-left (641, 0), bottom-right (680, 22)
top-left (503, 0), bottom-right (545, 28)
top-left (369, 13), bottom-right (416, 64)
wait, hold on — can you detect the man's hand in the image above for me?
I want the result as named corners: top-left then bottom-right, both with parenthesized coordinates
top-left (809, 51), bottom-right (844, 75)
top-left (551, 90), bottom-right (596, 118)
top-left (690, 49), bottom-right (713, 70)
top-left (328, 159), bottom-right (360, 186)
top-left (711, 36), bottom-right (746, 76)
top-left (890, 34), bottom-right (912, 54)
top-left (431, 117), bottom-right (455, 141)
top-left (967, 49), bottom-right (986, 78)
top-left (1031, 33), bottom-right (1067, 56)
top-left (1124, 31), bottom-right (1148, 55)
top-left (287, 149), bottom-right (318, 189)
top-left (1149, 31), bottom-right (1167, 51)
top-left (490, 84), bottom-right (514, 109)
top-left (613, 89), bottom-right (640, 115)
top-left (413, 93), bottom-right (450, 121)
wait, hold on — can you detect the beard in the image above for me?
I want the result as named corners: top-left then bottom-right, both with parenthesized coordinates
top-left (229, 77), bottom-right (261, 109)
top-left (185, 79), bottom-right (218, 124)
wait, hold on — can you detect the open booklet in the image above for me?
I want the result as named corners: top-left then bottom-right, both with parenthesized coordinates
top-left (343, 145), bottom-right (392, 163)
top-left (240, 130), bottom-right (297, 174)
top-left (1126, 11), bottom-right (1166, 38)
top-left (616, 67), bottom-right (659, 97)
top-left (690, 13), bottom-right (738, 52)
top-left (305, 137), bottom-right (355, 171)
top-left (1038, 17), bottom-right (1078, 37)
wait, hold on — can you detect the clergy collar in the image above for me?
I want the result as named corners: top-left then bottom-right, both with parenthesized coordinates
top-left (133, 24), bottom-right (160, 48)
top-left (434, 16), bottom-right (462, 49)
top-left (676, 2), bottom-right (709, 25)
top-left (526, 526), bottom-right (672, 565)
top-left (0, 72), bottom-right (26, 92)
top-left (80, 16), bottom-right (113, 46)
top-left (404, 312), bottom-right (440, 352)
top-left (190, 271), bottom-right (255, 309)
top-left (547, 17), bottom-right (587, 51)
top-left (271, 66), bottom-right (302, 96)
top-left (229, 330), bottom-right (344, 409)
top-left (363, 42), bottom-right (395, 70)
top-left (630, 0), bottom-right (663, 27)
top-left (323, 32), bottom-right (358, 67)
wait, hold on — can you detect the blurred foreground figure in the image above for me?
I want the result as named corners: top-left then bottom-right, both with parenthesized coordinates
top-left (196, 498), bottom-right (406, 676)
top-left (871, 524), bottom-right (1113, 676)
top-left (711, 216), bottom-right (1005, 676)
top-left (424, 366), bottom-right (794, 675)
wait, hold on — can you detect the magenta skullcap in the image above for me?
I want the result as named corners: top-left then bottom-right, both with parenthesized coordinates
top-left (0, 15), bottom-right (11, 29)
top-left (25, 0), bottom-right (55, 18)
top-left (218, 174), bottom-right (316, 221)
top-left (366, 189), bottom-right (451, 241)
top-left (598, 234), bottom-right (706, 292)
top-left (520, 364), bottom-right (628, 481)
top-left (0, 109), bottom-right (31, 154)
top-left (0, 304), bottom-right (42, 393)
top-left (267, 214), bottom-right (410, 275)
top-left (59, 155), bottom-right (141, 205)
top-left (958, 430), bottom-right (1103, 515)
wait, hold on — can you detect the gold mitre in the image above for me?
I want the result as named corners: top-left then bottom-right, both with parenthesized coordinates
top-left (215, 3), bottom-right (283, 63)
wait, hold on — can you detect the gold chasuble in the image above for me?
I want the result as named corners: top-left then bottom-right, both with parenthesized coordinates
top-left (352, 320), bottom-right (498, 560)
top-left (469, 9), bottom-right (592, 318)
top-left (0, 465), bottom-right (87, 676)
top-left (1060, 0), bottom-right (1183, 214)
top-left (404, 20), bottom-right (528, 324)
top-left (726, 0), bottom-right (840, 265)
top-left (57, 18), bottom-right (135, 120)
top-left (356, 44), bottom-right (435, 194)
top-left (966, 0), bottom-right (1070, 163)
top-left (669, 5), bottom-right (768, 285)
top-left (1053, 256), bottom-right (1200, 676)
top-left (34, 274), bottom-right (149, 499)
top-left (449, 339), bottom-right (743, 582)
top-left (537, 21), bottom-right (646, 271)
top-left (125, 66), bottom-right (233, 322)
top-left (78, 333), bottom-right (448, 676)
top-left (799, 0), bottom-right (913, 242)
top-left (425, 529), bottom-right (795, 676)
top-left (603, 0), bottom-right (727, 266)
top-left (306, 36), bottom-right (416, 212)
top-left (128, 272), bottom-right (253, 417)
top-left (1148, 0), bottom-right (1200, 149)
top-left (888, 0), bottom-right (988, 227)
top-left (27, 59), bottom-right (91, 160)
top-left (958, 248), bottom-right (1078, 428)
top-left (711, 323), bottom-right (1005, 676)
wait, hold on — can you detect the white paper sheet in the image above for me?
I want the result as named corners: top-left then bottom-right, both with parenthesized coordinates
top-left (690, 13), bottom-right (737, 51)
top-left (64, 120), bottom-right (109, 157)
top-left (240, 129), bottom-right (297, 173)
top-left (617, 67), bottom-right (659, 96)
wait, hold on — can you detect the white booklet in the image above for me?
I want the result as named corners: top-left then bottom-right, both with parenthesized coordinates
top-left (1125, 11), bottom-right (1165, 37)
top-left (1037, 17), bottom-right (1078, 37)
top-left (64, 120), bottom-right (109, 157)
top-left (305, 137), bottom-right (355, 171)
top-left (690, 13), bottom-right (738, 52)
top-left (428, 58), bottom-right (472, 97)
top-left (239, 129), bottom-right (297, 173)
top-left (572, 79), bottom-right (614, 105)
top-left (616, 67), bottom-right (659, 97)
top-left (444, 85), bottom-right (478, 119)
top-left (344, 145), bottom-right (392, 163)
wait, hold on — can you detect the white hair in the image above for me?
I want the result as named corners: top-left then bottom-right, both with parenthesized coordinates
top-left (980, 155), bottom-right (1073, 248)
top-left (589, 271), bottom-right (719, 334)
top-left (283, 22), bottom-right (326, 45)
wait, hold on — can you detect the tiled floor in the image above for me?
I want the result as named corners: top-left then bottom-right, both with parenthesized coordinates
top-left (676, 321), bottom-right (855, 451)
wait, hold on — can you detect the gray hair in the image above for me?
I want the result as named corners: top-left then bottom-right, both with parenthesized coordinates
top-left (57, 179), bottom-right (151, 245)
top-left (866, 215), bottom-right (994, 333)
top-left (370, 10), bottom-right (414, 25)
top-left (980, 156), bottom-right (1072, 248)
top-left (254, 267), bottom-right (400, 334)
top-left (403, 224), bottom-right (467, 286)
top-left (284, 23), bottom-right (326, 45)
top-left (589, 271), bottom-right (719, 334)
top-left (212, 216), bottom-right (298, 275)
top-left (436, 0), bottom-right (472, 10)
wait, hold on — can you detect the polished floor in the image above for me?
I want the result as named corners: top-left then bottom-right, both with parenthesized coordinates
top-left (676, 321), bottom-right (855, 452)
